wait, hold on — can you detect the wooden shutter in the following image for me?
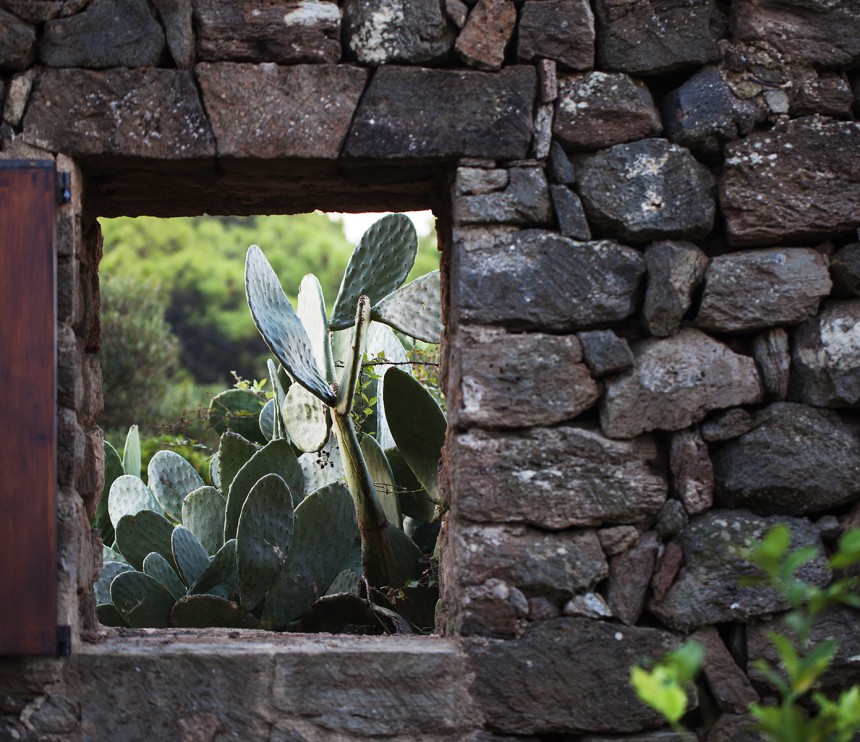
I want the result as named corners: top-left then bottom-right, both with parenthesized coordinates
top-left (0, 162), bottom-right (58, 655)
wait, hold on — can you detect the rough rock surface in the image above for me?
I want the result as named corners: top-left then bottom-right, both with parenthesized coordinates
top-left (152, 0), bottom-right (195, 68)
top-left (577, 330), bottom-right (633, 377)
top-left (39, 0), bottom-right (165, 68)
top-left (721, 117), bottom-right (860, 246)
top-left (343, 0), bottom-right (455, 65)
top-left (553, 72), bottom-right (662, 151)
top-left (452, 228), bottom-right (645, 331)
top-left (0, 8), bottom-right (36, 70)
top-left (450, 326), bottom-right (599, 428)
top-left (449, 425), bottom-right (667, 528)
top-left (655, 500), bottom-right (688, 537)
top-left (550, 185), bottom-right (591, 240)
top-left (706, 714), bottom-right (766, 742)
top-left (197, 63), bottom-right (368, 159)
top-left (606, 531), bottom-right (659, 625)
top-left (563, 592), bottom-right (612, 618)
top-left (643, 241), bottom-right (708, 337)
top-left (831, 243), bottom-right (860, 296)
top-left (692, 626), bottom-right (759, 713)
top-left (598, 526), bottom-right (640, 557)
top-left (594, 0), bottom-right (722, 74)
top-left (465, 618), bottom-right (686, 735)
top-left (649, 510), bottom-right (831, 631)
top-left (600, 328), bottom-right (763, 439)
top-left (455, 0), bottom-right (516, 71)
top-left (454, 166), bottom-right (552, 225)
top-left (753, 327), bottom-right (790, 401)
top-left (713, 403), bottom-right (860, 515)
top-left (651, 542), bottom-right (683, 602)
top-left (194, 0), bottom-right (341, 63)
top-left (700, 407), bottom-right (756, 442)
top-left (344, 66), bottom-right (535, 160)
top-left (547, 140), bottom-right (577, 185)
top-left (577, 139), bottom-right (715, 242)
top-left (790, 300), bottom-right (860, 407)
top-left (22, 68), bottom-right (214, 158)
top-left (791, 70), bottom-right (855, 117)
top-left (517, 0), bottom-right (594, 70)
top-left (455, 579), bottom-right (529, 638)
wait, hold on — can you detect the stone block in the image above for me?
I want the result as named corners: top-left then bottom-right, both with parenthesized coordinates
top-left (651, 541), bottom-right (683, 602)
top-left (691, 626), bottom-right (759, 714)
top-left (597, 525), bottom-right (639, 556)
top-left (57, 257), bottom-right (82, 327)
top-left (700, 407), bottom-right (756, 442)
top-left (0, 1), bottom-right (65, 22)
top-left (791, 70), bottom-right (854, 117)
top-left (562, 592), bottom-right (612, 618)
top-left (547, 139), bottom-right (576, 185)
top-left (538, 58), bottom-right (558, 103)
top-left (3, 68), bottom-right (35, 127)
top-left (554, 72), bottom-right (661, 151)
top-left (451, 227), bottom-right (644, 331)
top-left (454, 166), bottom-right (552, 225)
top-left (531, 102), bottom-right (553, 159)
top-left (23, 68), bottom-right (214, 159)
top-left (343, 0), bottom-right (455, 65)
top-left (452, 579), bottom-right (529, 638)
top-left (455, 0), bottom-right (516, 71)
top-left (449, 425), bottom-right (667, 528)
top-left (449, 326), bottom-right (599, 428)
top-left (643, 240), bottom-right (708, 338)
top-left (753, 327), bottom-right (790, 401)
top-left (706, 714), bottom-right (766, 742)
top-left (831, 242), bottom-right (860, 296)
top-left (695, 248), bottom-right (832, 332)
top-left (56, 323), bottom-right (83, 411)
top-left (607, 531), bottom-right (658, 625)
top-left (577, 329), bottom-right (633, 377)
top-left (600, 328), bottom-right (763, 439)
top-left (669, 428), bottom-right (713, 515)
top-left (654, 499), bottom-right (688, 537)
top-left (152, 0), bottom-right (195, 68)
top-left (344, 66), bottom-right (536, 160)
top-left (517, 0), bottom-right (594, 70)
top-left (78, 427), bottom-right (105, 518)
top-left (578, 139), bottom-right (715, 242)
top-left (0, 7), bottom-right (36, 70)
top-left (197, 63), bottom-right (367, 159)
top-left (445, 0), bottom-right (469, 27)
top-left (194, 0), bottom-right (341, 64)
top-left (57, 406), bottom-right (84, 490)
top-left (550, 184), bottom-right (591, 240)
top-left (721, 116), bottom-right (860, 246)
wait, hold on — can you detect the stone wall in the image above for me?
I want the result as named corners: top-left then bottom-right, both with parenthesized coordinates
top-left (2, 0), bottom-right (860, 739)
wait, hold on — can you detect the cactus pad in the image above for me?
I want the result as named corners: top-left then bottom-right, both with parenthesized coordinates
top-left (209, 388), bottom-right (268, 444)
top-left (108, 474), bottom-right (162, 530)
top-left (298, 434), bottom-right (346, 497)
top-left (94, 561), bottom-right (134, 606)
top-left (325, 569), bottom-right (362, 596)
top-left (172, 526), bottom-right (211, 586)
top-left (103, 543), bottom-right (129, 565)
top-left (217, 431), bottom-right (258, 499)
top-left (94, 440), bottom-right (124, 545)
top-left (122, 424), bottom-right (141, 477)
top-left (190, 539), bottom-right (238, 599)
top-left (386, 446), bottom-right (436, 522)
top-left (170, 595), bottom-right (261, 629)
top-left (259, 398), bottom-right (276, 441)
top-left (360, 434), bottom-right (401, 528)
top-left (372, 270), bottom-right (442, 343)
top-left (110, 570), bottom-right (176, 628)
top-left (283, 383), bottom-right (331, 454)
top-left (148, 450), bottom-right (205, 521)
top-left (181, 486), bottom-right (225, 556)
top-left (115, 510), bottom-right (176, 570)
top-left (97, 603), bottom-right (128, 627)
top-left (143, 551), bottom-right (187, 601)
top-left (297, 273), bottom-right (334, 382)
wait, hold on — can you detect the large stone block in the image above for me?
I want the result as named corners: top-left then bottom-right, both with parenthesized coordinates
top-left (344, 66), bottom-right (535, 160)
top-left (449, 425), bottom-right (667, 528)
top-left (449, 326), bottom-right (599, 428)
top-left (464, 618), bottom-right (685, 735)
top-left (721, 116), bottom-right (860, 246)
top-left (642, 240), bottom-right (708, 338)
top-left (22, 68), bottom-right (214, 158)
top-left (196, 63), bottom-right (367, 159)
top-left (451, 227), bottom-right (645, 331)
top-left (600, 328), bottom-right (763, 439)
top-left (0, 7), bottom-right (36, 70)
top-left (194, 0), bottom-right (341, 64)
top-left (517, 0), bottom-right (594, 70)
top-left (454, 166), bottom-right (552, 226)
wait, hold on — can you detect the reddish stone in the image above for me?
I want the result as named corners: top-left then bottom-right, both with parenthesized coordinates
top-left (670, 428), bottom-right (713, 515)
top-left (455, 0), bottom-right (517, 71)
top-left (517, 0), bottom-right (595, 70)
top-left (607, 532), bottom-right (659, 625)
top-left (651, 541), bottom-right (683, 602)
top-left (692, 626), bottom-right (759, 714)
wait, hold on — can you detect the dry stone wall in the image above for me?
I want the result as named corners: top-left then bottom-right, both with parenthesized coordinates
top-left (2, 0), bottom-right (860, 739)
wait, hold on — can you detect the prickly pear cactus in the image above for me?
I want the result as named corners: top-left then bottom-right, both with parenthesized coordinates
top-left (372, 270), bottom-right (442, 343)
top-left (148, 450), bottom-right (205, 522)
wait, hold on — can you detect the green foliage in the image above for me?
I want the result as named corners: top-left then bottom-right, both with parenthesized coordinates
top-left (630, 641), bottom-right (704, 728)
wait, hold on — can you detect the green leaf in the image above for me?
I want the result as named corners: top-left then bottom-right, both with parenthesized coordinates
top-left (371, 270), bottom-right (442, 343)
top-left (630, 665), bottom-right (689, 724)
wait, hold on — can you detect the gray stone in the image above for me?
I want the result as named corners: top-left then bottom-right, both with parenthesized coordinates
top-left (732, 0), bottom-right (860, 68)
top-left (531, 102), bottom-right (553, 159)
top-left (456, 167), bottom-right (509, 195)
top-left (578, 139), bottom-right (715, 242)
top-left (3, 68), bottom-right (35, 127)
top-left (670, 428), bottom-right (713, 515)
top-left (706, 714), bottom-right (766, 742)
top-left (692, 626), bottom-right (759, 714)
top-left (0, 8), bottom-right (36, 70)
top-left (449, 425), bottom-right (667, 528)
top-left (594, 0), bottom-right (721, 74)
top-left (550, 185), bottom-right (591, 240)
top-left (449, 522), bottom-right (607, 598)
top-left (29, 693), bottom-right (78, 734)
top-left (607, 531), bottom-right (659, 625)
top-left (23, 68), bottom-right (214, 159)
top-left (577, 329), bottom-right (633, 377)
top-left (662, 66), bottom-right (760, 161)
top-left (0, 1), bottom-right (65, 22)
top-left (445, 0), bottom-right (469, 27)
top-left (39, 0), bottom-right (165, 68)
top-left (600, 328), bottom-right (763, 439)
top-left (152, 0), bottom-right (195, 68)
top-left (649, 510), bottom-right (831, 631)
top-left (598, 525), bottom-right (640, 557)
top-left (454, 166), bottom-right (552, 225)
top-left (197, 63), bottom-right (368, 159)
top-left (713, 403), bottom-right (860, 515)
top-left (643, 241), bottom-right (708, 337)
top-left (528, 597), bottom-right (561, 620)
top-left (791, 70), bottom-right (854, 117)
top-left (721, 117), bottom-right (860, 246)
top-left (831, 242), bottom-right (860, 296)
top-left (700, 407), bottom-right (756, 442)
top-left (343, 0), bottom-right (455, 65)
top-left (345, 66), bottom-right (535, 160)
top-left (465, 618), bottom-right (687, 735)
top-left (454, 579), bottom-right (529, 638)
top-left (194, 0), bottom-right (341, 64)
top-left (753, 327), bottom-right (790, 401)
top-left (790, 299), bottom-right (860, 407)
top-left (455, 0), bottom-right (516, 71)
top-left (554, 72), bottom-right (662, 151)
top-left (563, 592), bottom-right (612, 618)
top-left (449, 326), bottom-right (599, 429)
top-left (695, 248), bottom-right (832, 332)
top-left (451, 227), bottom-right (645, 331)
top-left (547, 140), bottom-right (576, 185)
top-left (517, 0), bottom-right (595, 70)
top-left (655, 500), bottom-right (688, 537)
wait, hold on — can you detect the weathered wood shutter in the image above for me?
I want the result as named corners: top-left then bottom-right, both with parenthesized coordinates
top-left (0, 162), bottom-right (58, 655)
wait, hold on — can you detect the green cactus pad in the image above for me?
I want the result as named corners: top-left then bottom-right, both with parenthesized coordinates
top-left (97, 603), bottom-right (129, 627)
top-left (181, 486), bottom-right (225, 556)
top-left (369, 522), bottom-right (425, 590)
top-left (225, 438), bottom-right (304, 540)
top-left (259, 398), bottom-right (276, 441)
top-left (386, 447), bottom-right (436, 522)
top-left (283, 382), bottom-right (331, 454)
top-left (325, 569), bottom-right (362, 596)
top-left (209, 452), bottom-right (221, 490)
top-left (122, 424), bottom-right (141, 477)
top-left (298, 435), bottom-right (346, 496)
top-left (366, 322), bottom-right (409, 449)
top-left (147, 450), bottom-right (205, 522)
top-left (143, 552), bottom-right (187, 601)
top-left (237, 474), bottom-right (295, 611)
top-left (382, 367), bottom-right (446, 504)
top-left (217, 432), bottom-right (258, 499)
top-left (245, 245), bottom-right (336, 405)
top-left (111, 570), bottom-right (176, 628)
top-left (261, 482), bottom-right (356, 629)
top-left (93, 440), bottom-right (124, 545)
top-left (372, 270), bottom-right (442, 343)
top-left (108, 475), bottom-right (162, 530)
top-left (190, 539), bottom-right (238, 599)
top-left (172, 526), bottom-right (211, 586)
top-left (103, 543), bottom-right (129, 565)
top-left (170, 595), bottom-right (261, 629)
top-left (330, 214), bottom-right (418, 331)
top-left (360, 434), bottom-right (401, 529)
top-left (209, 387), bottom-right (268, 444)
top-left (115, 510), bottom-right (176, 570)
top-left (94, 561), bottom-right (135, 606)
top-left (298, 273), bottom-right (334, 381)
